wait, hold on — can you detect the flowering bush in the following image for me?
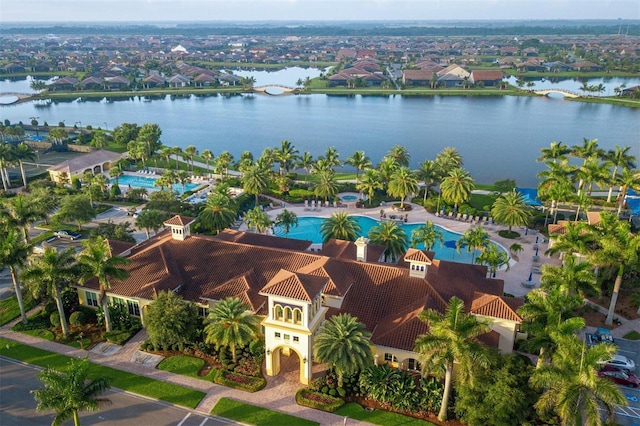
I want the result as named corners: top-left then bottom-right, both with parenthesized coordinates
top-left (295, 389), bottom-right (344, 412)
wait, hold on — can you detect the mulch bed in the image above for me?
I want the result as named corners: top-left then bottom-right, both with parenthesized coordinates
top-left (347, 395), bottom-right (464, 426)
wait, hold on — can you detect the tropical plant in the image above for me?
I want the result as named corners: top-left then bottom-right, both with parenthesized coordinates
top-left (77, 237), bottom-right (131, 332)
top-left (537, 141), bottom-right (571, 164)
top-left (13, 142), bottom-right (36, 188)
top-left (22, 248), bottom-right (77, 338)
top-left (1, 194), bottom-right (46, 242)
top-left (416, 159), bottom-right (439, 202)
top-left (387, 167), bottom-right (418, 209)
top-left (414, 297), bottom-right (491, 422)
top-left (275, 139), bottom-right (299, 175)
top-left (296, 151), bottom-right (314, 183)
top-left (387, 145), bottom-right (410, 168)
top-left (198, 188), bottom-right (238, 234)
top-left (368, 220), bottom-right (408, 263)
top-left (274, 208), bottom-right (298, 237)
top-left (616, 168), bottom-right (640, 215)
top-left (55, 195), bottom-right (95, 231)
top-left (434, 147), bottom-right (463, 175)
top-left (314, 313), bottom-right (373, 387)
top-left (0, 226), bottom-right (31, 324)
top-left (32, 357), bottom-right (111, 426)
top-left (184, 145), bottom-right (198, 171)
top-left (540, 254), bottom-right (598, 298)
top-left (376, 156), bottom-right (398, 189)
top-left (135, 209), bottom-right (169, 239)
top-left (440, 168), bottom-right (474, 209)
top-left (145, 290), bottom-right (201, 351)
top-left (313, 169), bottom-right (338, 203)
top-left (320, 211), bottom-right (361, 243)
top-left (345, 150), bottom-right (371, 184)
top-left (475, 244), bottom-right (509, 278)
top-left (490, 190), bottom-right (533, 232)
top-left (244, 206), bottom-right (272, 234)
top-left (204, 297), bottom-right (261, 363)
top-left (356, 169), bottom-right (382, 205)
top-left (241, 162), bottom-right (270, 206)
top-left (410, 220), bottom-right (444, 250)
top-left (456, 226), bottom-right (490, 263)
top-left (604, 144), bottom-right (636, 203)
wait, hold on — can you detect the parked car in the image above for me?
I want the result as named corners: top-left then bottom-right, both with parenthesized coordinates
top-left (586, 327), bottom-right (615, 348)
top-left (600, 354), bottom-right (636, 372)
top-left (598, 367), bottom-right (640, 387)
top-left (54, 230), bottom-right (82, 240)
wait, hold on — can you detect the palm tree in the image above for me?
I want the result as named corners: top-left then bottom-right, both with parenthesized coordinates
top-left (546, 221), bottom-right (594, 258)
top-left (588, 212), bottom-right (640, 324)
top-left (410, 220), bottom-right (444, 250)
top-left (200, 149), bottom-right (214, 175)
top-left (517, 288), bottom-right (584, 369)
top-left (135, 209), bottom-right (168, 239)
top-left (244, 206), bottom-right (272, 234)
top-left (241, 162), bottom-right (270, 206)
top-left (275, 139), bottom-right (299, 176)
top-left (387, 167), bottom-right (418, 209)
top-left (313, 169), bottom-right (338, 203)
top-left (160, 146), bottom-right (173, 168)
top-left (538, 172), bottom-right (575, 225)
top-left (320, 211), bottom-right (361, 243)
top-left (616, 168), bottom-right (640, 215)
top-left (345, 150), bottom-right (372, 184)
top-left (435, 147), bottom-right (463, 174)
top-left (313, 313), bottom-right (373, 387)
top-left (456, 226), bottom-right (490, 263)
top-left (368, 220), bottom-right (408, 263)
top-left (14, 142), bottom-right (36, 188)
top-left (575, 156), bottom-right (608, 196)
top-left (440, 168), bottom-right (474, 210)
top-left (490, 190), bottom-right (533, 233)
top-left (77, 237), bottom-right (131, 332)
top-left (32, 357), bottom-right (111, 426)
top-left (1, 194), bottom-right (45, 242)
top-left (22, 248), bottom-right (77, 338)
top-left (356, 169), bottom-right (382, 205)
top-left (184, 145), bottom-right (198, 171)
top-left (204, 297), bottom-right (261, 363)
top-left (275, 208), bottom-right (298, 237)
top-left (108, 165), bottom-right (122, 186)
top-left (571, 138), bottom-right (604, 193)
top-left (416, 159), bottom-right (438, 202)
top-left (376, 156), bottom-right (398, 190)
top-left (605, 145), bottom-right (636, 203)
top-left (0, 226), bottom-right (31, 324)
top-left (531, 335), bottom-right (625, 425)
top-left (198, 190), bottom-right (237, 234)
top-left (475, 244), bottom-right (509, 278)
top-left (537, 141), bottom-right (571, 164)
top-left (216, 151), bottom-right (234, 182)
top-left (387, 145), bottom-right (410, 168)
top-left (319, 147), bottom-right (341, 169)
top-left (296, 151), bottom-right (314, 183)
top-left (540, 253), bottom-right (598, 298)
top-left (414, 297), bottom-right (490, 422)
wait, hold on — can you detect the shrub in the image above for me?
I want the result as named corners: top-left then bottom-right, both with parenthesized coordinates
top-left (213, 370), bottom-right (266, 392)
top-left (69, 311), bottom-right (85, 326)
top-left (295, 389), bottom-right (345, 412)
top-left (49, 312), bottom-right (60, 328)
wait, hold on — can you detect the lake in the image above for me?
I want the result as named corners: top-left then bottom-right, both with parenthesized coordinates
top-left (1, 70), bottom-right (639, 187)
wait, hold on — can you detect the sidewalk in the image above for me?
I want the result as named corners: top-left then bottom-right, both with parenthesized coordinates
top-left (0, 309), bottom-right (368, 426)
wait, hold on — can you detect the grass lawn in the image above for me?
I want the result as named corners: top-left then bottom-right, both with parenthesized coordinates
top-left (157, 355), bottom-right (216, 380)
top-left (468, 193), bottom-right (498, 212)
top-left (0, 338), bottom-right (206, 409)
top-left (336, 403), bottom-right (436, 426)
top-left (22, 329), bottom-right (55, 341)
top-left (623, 331), bottom-right (640, 340)
top-left (212, 397), bottom-right (318, 426)
top-left (0, 296), bottom-right (36, 326)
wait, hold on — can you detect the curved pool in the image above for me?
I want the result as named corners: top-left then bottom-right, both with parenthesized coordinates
top-left (272, 215), bottom-right (506, 264)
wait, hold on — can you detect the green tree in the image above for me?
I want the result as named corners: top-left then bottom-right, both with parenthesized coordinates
top-left (78, 237), bottom-right (131, 332)
top-left (475, 244), bottom-right (509, 278)
top-left (414, 297), bottom-right (491, 422)
top-left (376, 156), bottom-right (398, 190)
top-left (32, 357), bottom-right (111, 426)
top-left (537, 141), bottom-right (571, 164)
top-left (275, 139), bottom-right (299, 175)
top-left (387, 167), bottom-right (418, 209)
top-left (55, 195), bottom-right (95, 231)
top-left (531, 335), bottom-right (625, 425)
top-left (89, 221), bottom-right (136, 243)
top-left (313, 169), bottom-right (338, 203)
top-left (490, 190), bottom-right (533, 232)
top-left (244, 206), bottom-right (272, 234)
top-left (135, 209), bottom-right (169, 239)
top-left (14, 142), bottom-right (36, 188)
top-left (456, 226), bottom-right (490, 263)
top-left (200, 149), bottom-right (214, 174)
top-left (387, 145), bottom-right (410, 168)
top-left (90, 130), bottom-right (109, 149)
top-left (440, 168), bottom-right (474, 210)
top-left (184, 145), bottom-right (198, 171)
top-left (241, 162), bottom-right (270, 206)
top-left (434, 147), bottom-right (463, 177)
top-left (22, 247), bottom-right (77, 338)
top-left (540, 254), bottom-right (598, 298)
top-left (145, 290), bottom-right (201, 351)
top-left (0, 226), bottom-right (31, 324)
top-left (604, 144), bottom-right (636, 203)
top-left (313, 313), bottom-right (373, 387)
top-left (296, 151), bottom-right (314, 183)
top-left (368, 220), bottom-right (408, 263)
top-left (356, 169), bottom-right (382, 205)
top-left (320, 211), bottom-right (361, 243)
top-left (1, 194), bottom-right (45, 242)
top-left (275, 208), bottom-right (298, 237)
top-left (416, 159), bottom-right (439, 202)
top-left (410, 220), bottom-right (444, 250)
top-left (345, 150), bottom-right (372, 184)
top-left (204, 297), bottom-right (261, 363)
top-left (616, 168), bottom-right (640, 215)
top-left (198, 189), bottom-right (237, 234)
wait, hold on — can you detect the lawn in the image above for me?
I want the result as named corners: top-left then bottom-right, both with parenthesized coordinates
top-left (0, 338), bottom-right (206, 409)
top-left (211, 397), bottom-right (318, 426)
top-left (157, 355), bottom-right (216, 380)
top-left (336, 403), bottom-right (436, 426)
top-left (0, 296), bottom-right (36, 326)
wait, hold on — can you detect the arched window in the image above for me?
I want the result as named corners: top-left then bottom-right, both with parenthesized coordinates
top-left (294, 309), bottom-right (303, 325)
top-left (285, 307), bottom-right (292, 322)
top-left (274, 305), bottom-right (283, 321)
top-left (384, 353), bottom-right (398, 363)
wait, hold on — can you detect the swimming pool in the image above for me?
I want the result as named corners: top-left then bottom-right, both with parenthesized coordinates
top-left (111, 174), bottom-right (200, 195)
top-left (273, 215), bottom-right (506, 264)
top-left (341, 195), bottom-right (358, 201)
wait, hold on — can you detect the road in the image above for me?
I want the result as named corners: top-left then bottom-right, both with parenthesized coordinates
top-left (0, 357), bottom-right (236, 426)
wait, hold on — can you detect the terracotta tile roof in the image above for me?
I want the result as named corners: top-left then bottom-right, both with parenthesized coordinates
top-left (105, 239), bottom-right (135, 257)
top-left (470, 70), bottom-right (503, 81)
top-left (470, 292), bottom-right (522, 322)
top-left (163, 215), bottom-right (196, 226)
top-left (319, 239), bottom-right (385, 263)
top-left (214, 229), bottom-right (312, 251)
top-left (297, 257), bottom-right (354, 296)
top-left (47, 150), bottom-right (122, 173)
top-left (403, 248), bottom-right (433, 263)
top-left (260, 269), bottom-right (328, 302)
top-left (370, 298), bottom-right (430, 351)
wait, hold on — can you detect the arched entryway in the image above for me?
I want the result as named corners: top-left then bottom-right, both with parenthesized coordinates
top-left (265, 345), bottom-right (311, 384)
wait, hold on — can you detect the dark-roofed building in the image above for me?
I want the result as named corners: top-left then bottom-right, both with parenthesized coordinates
top-left (76, 215), bottom-right (523, 384)
top-left (47, 149), bottom-right (123, 183)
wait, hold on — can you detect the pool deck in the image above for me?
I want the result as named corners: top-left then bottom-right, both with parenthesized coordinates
top-left (241, 196), bottom-right (560, 298)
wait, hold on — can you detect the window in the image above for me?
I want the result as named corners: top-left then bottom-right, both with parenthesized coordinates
top-left (86, 291), bottom-right (98, 307)
top-left (294, 309), bottom-right (302, 325)
top-left (293, 336), bottom-right (299, 343)
top-left (111, 297), bottom-right (125, 307)
top-left (274, 305), bottom-right (283, 321)
top-left (384, 353), bottom-right (398, 363)
top-left (275, 332), bottom-right (281, 339)
top-left (407, 358), bottom-right (422, 371)
top-left (284, 334), bottom-right (290, 341)
top-left (198, 307), bottom-right (209, 317)
top-left (127, 300), bottom-right (140, 316)
top-left (285, 307), bottom-right (292, 322)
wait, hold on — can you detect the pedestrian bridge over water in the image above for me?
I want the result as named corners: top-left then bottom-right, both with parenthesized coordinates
top-left (533, 88), bottom-right (581, 98)
top-left (252, 85), bottom-right (299, 95)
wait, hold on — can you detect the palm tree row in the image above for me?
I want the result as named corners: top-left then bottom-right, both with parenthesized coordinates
top-left (0, 141), bottom-right (37, 190)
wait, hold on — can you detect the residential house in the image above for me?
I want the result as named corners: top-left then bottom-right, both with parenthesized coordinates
top-left (572, 61), bottom-right (602, 72)
top-left (47, 149), bottom-right (123, 183)
top-left (469, 70), bottom-right (503, 87)
top-left (77, 217), bottom-right (523, 385)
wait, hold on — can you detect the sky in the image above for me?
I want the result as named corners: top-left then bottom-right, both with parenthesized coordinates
top-left (1, 0), bottom-right (638, 23)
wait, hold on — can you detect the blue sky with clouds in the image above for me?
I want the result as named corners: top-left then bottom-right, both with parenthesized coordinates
top-left (1, 0), bottom-right (637, 22)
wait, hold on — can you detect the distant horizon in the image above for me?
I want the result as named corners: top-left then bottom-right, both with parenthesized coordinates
top-left (1, 0), bottom-right (638, 23)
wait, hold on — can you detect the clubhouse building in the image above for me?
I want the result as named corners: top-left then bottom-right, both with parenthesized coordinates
top-left (77, 215), bottom-right (523, 384)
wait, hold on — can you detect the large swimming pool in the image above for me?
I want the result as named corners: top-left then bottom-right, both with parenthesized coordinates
top-left (273, 215), bottom-right (506, 264)
top-left (111, 174), bottom-right (200, 195)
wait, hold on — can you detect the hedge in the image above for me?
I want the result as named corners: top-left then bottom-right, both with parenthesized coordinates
top-left (213, 370), bottom-right (267, 392)
top-left (295, 389), bottom-right (345, 413)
